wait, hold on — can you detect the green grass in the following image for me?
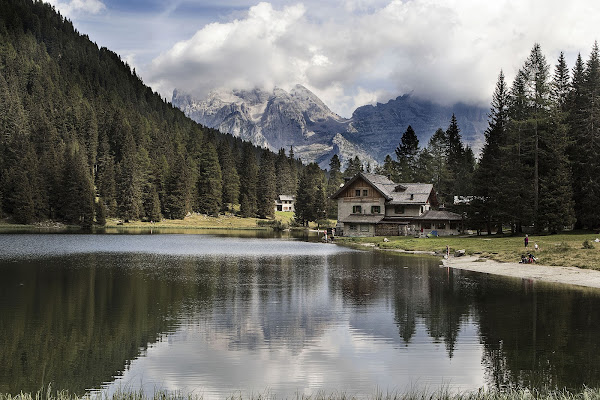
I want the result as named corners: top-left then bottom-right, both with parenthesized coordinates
top-left (338, 232), bottom-right (600, 270)
top-left (4, 387), bottom-right (600, 400)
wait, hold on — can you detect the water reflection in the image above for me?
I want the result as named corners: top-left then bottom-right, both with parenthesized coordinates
top-left (0, 234), bottom-right (600, 397)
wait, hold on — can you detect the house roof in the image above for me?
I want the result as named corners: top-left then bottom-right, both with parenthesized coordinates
top-left (331, 172), bottom-right (434, 205)
top-left (418, 210), bottom-right (462, 221)
top-left (339, 214), bottom-right (385, 224)
top-left (277, 195), bottom-right (295, 201)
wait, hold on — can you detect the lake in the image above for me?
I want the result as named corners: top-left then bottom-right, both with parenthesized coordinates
top-left (1, 232), bottom-right (599, 398)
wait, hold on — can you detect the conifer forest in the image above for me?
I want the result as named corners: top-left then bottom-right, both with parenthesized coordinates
top-left (1, 0), bottom-right (599, 233)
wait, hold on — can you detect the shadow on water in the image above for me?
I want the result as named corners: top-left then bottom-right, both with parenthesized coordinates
top-left (1, 234), bottom-right (600, 396)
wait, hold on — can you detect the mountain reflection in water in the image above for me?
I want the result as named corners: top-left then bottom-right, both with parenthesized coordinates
top-left (0, 234), bottom-right (599, 397)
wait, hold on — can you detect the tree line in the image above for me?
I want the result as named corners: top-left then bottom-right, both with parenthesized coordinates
top-left (0, 0), bottom-right (308, 226)
top-left (345, 43), bottom-right (600, 233)
top-left (1, 1), bottom-right (598, 232)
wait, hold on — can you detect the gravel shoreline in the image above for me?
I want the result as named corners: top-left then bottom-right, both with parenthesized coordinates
top-left (442, 255), bottom-right (600, 289)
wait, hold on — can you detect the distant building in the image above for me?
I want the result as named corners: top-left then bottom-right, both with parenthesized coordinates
top-left (331, 172), bottom-right (462, 237)
top-left (275, 195), bottom-right (295, 212)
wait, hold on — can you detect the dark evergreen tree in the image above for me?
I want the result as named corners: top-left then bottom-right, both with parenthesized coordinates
top-left (239, 142), bottom-right (258, 217)
top-left (218, 140), bottom-right (240, 212)
top-left (474, 70), bottom-right (509, 234)
top-left (327, 154), bottom-right (344, 219)
top-left (197, 141), bottom-right (223, 216)
top-left (295, 163), bottom-right (324, 226)
top-left (395, 125), bottom-right (420, 182)
top-left (62, 144), bottom-right (95, 226)
top-left (426, 128), bottom-right (450, 204)
top-left (95, 198), bottom-right (107, 226)
top-left (572, 42), bottom-right (600, 228)
top-left (165, 152), bottom-right (190, 220)
top-left (344, 156), bottom-right (363, 177)
top-left (257, 150), bottom-right (277, 219)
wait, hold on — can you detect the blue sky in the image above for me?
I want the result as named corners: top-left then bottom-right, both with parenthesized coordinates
top-left (46, 0), bottom-right (600, 117)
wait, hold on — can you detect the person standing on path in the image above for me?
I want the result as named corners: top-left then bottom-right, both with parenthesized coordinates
top-left (524, 234), bottom-right (529, 248)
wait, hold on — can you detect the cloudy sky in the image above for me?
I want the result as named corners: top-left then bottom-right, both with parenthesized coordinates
top-left (46, 0), bottom-right (599, 117)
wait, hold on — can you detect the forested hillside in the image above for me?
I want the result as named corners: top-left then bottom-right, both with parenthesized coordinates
top-left (0, 0), bottom-right (310, 225)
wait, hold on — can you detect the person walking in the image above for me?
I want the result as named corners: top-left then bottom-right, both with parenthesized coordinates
top-left (524, 234), bottom-right (529, 248)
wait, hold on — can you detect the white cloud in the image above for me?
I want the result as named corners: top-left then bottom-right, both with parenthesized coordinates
top-left (45, 0), bottom-right (106, 16)
top-left (146, 0), bottom-right (600, 117)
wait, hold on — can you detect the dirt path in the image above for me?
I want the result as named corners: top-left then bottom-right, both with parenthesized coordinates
top-left (442, 255), bottom-right (600, 289)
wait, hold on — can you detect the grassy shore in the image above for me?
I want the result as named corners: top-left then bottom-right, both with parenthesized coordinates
top-left (338, 232), bottom-right (600, 270)
top-left (0, 212), bottom-right (335, 232)
top-left (3, 387), bottom-right (600, 400)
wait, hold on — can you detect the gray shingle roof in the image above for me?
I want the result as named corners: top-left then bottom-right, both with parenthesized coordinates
top-left (333, 172), bottom-right (433, 205)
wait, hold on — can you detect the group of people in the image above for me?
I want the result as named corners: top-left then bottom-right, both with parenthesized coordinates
top-left (521, 234), bottom-right (538, 263)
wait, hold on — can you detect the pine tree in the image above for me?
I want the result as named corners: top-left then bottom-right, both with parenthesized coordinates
top-left (427, 128), bottom-right (450, 204)
top-left (96, 135), bottom-right (117, 216)
top-left (313, 181), bottom-right (328, 225)
top-left (239, 142), bottom-right (258, 217)
top-left (395, 125), bottom-right (420, 181)
top-left (295, 163), bottom-right (323, 226)
top-left (95, 198), bottom-right (107, 226)
top-left (344, 156), bottom-right (363, 177)
top-left (257, 150), bottom-right (277, 219)
top-left (327, 154), bottom-right (344, 219)
top-left (62, 143), bottom-right (95, 226)
top-left (197, 141), bottom-right (223, 216)
top-left (165, 152), bottom-right (190, 220)
top-left (573, 42), bottom-right (600, 228)
top-left (474, 70), bottom-right (509, 234)
top-left (5, 167), bottom-right (35, 224)
top-left (535, 52), bottom-right (575, 232)
top-left (218, 140), bottom-right (240, 212)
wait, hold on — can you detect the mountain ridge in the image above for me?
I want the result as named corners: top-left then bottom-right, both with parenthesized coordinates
top-left (172, 86), bottom-right (489, 169)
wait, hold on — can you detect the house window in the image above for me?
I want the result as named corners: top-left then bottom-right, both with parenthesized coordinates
top-left (423, 222), bottom-right (431, 229)
top-left (450, 222), bottom-right (458, 230)
top-left (371, 206), bottom-right (381, 214)
top-left (349, 224), bottom-right (357, 231)
top-left (360, 224), bottom-right (369, 232)
top-left (436, 222), bottom-right (446, 229)
top-left (353, 205), bottom-right (362, 213)
top-left (395, 206), bottom-right (405, 214)
top-left (355, 189), bottom-right (361, 197)
top-left (420, 206), bottom-right (424, 214)
top-left (363, 189), bottom-right (368, 196)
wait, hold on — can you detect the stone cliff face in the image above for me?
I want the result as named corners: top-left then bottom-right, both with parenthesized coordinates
top-left (172, 86), bottom-right (488, 169)
top-left (348, 95), bottom-right (488, 160)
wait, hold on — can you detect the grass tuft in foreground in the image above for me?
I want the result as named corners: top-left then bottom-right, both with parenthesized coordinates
top-left (4, 387), bottom-right (600, 400)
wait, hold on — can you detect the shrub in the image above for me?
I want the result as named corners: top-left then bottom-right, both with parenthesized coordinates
top-left (582, 239), bottom-right (595, 249)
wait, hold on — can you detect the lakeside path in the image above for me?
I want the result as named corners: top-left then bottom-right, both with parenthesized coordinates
top-left (442, 255), bottom-right (600, 290)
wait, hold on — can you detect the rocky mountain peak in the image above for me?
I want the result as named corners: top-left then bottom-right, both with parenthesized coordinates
top-left (172, 85), bottom-right (488, 170)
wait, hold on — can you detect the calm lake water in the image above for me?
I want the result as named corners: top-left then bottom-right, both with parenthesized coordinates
top-left (1, 232), bottom-right (600, 398)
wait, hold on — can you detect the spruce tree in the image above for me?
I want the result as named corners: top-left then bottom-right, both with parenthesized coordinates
top-left (295, 163), bottom-right (323, 226)
top-left (165, 152), bottom-right (190, 220)
top-left (239, 142), bottom-right (258, 217)
top-left (62, 143), bottom-right (95, 226)
top-left (218, 140), bottom-right (240, 212)
top-left (257, 150), bottom-right (277, 219)
top-left (327, 154), bottom-right (344, 219)
top-left (535, 52), bottom-right (575, 232)
top-left (474, 70), bottom-right (509, 234)
top-left (197, 141), bottom-right (223, 216)
top-left (344, 156), bottom-right (363, 177)
top-left (395, 125), bottom-right (420, 182)
top-left (427, 128), bottom-right (450, 204)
